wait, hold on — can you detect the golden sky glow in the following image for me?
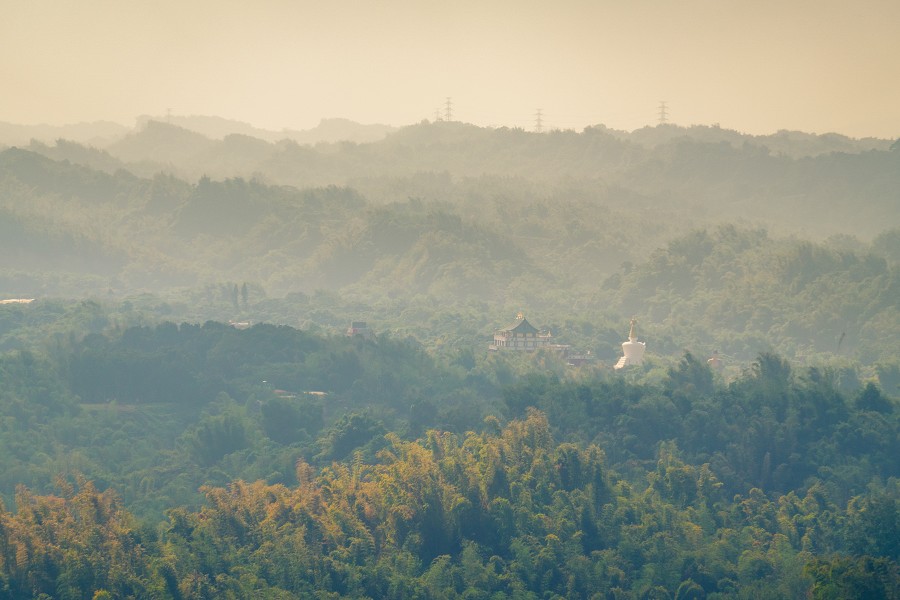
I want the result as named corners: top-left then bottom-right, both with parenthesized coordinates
top-left (3, 0), bottom-right (899, 137)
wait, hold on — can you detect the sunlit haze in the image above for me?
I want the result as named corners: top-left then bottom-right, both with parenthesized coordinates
top-left (3, 0), bottom-right (900, 138)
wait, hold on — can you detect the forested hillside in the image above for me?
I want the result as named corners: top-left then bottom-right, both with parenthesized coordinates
top-left (0, 316), bottom-right (897, 598)
top-left (1, 120), bottom-right (898, 597)
top-left (15, 120), bottom-right (900, 238)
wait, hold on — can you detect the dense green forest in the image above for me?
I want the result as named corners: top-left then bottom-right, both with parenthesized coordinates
top-left (0, 121), bottom-right (898, 597)
top-left (0, 318), bottom-right (897, 598)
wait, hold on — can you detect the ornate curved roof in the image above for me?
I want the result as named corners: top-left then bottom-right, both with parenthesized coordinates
top-left (498, 316), bottom-right (538, 334)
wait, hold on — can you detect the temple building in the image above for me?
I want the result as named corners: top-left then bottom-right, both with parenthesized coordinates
top-left (614, 317), bottom-right (646, 369)
top-left (489, 313), bottom-right (551, 351)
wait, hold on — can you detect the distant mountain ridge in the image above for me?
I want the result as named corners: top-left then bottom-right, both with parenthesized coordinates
top-left (0, 115), bottom-right (397, 149)
top-left (0, 120), bottom-right (129, 147)
top-left (136, 114), bottom-right (397, 145)
top-left (604, 123), bottom-right (894, 158)
top-left (14, 120), bottom-right (900, 243)
top-left (3, 114), bottom-right (894, 155)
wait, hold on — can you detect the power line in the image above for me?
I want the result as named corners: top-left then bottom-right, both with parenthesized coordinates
top-left (444, 97), bottom-right (453, 122)
top-left (534, 108), bottom-right (543, 133)
top-left (658, 101), bottom-right (669, 125)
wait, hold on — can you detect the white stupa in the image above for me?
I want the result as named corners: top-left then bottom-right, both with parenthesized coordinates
top-left (614, 317), bottom-right (646, 369)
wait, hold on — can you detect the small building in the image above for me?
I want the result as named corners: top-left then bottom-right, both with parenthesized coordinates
top-left (489, 313), bottom-right (551, 351)
top-left (346, 321), bottom-right (374, 339)
top-left (565, 349), bottom-right (596, 367)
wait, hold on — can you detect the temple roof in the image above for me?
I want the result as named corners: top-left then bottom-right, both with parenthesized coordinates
top-left (498, 316), bottom-right (539, 334)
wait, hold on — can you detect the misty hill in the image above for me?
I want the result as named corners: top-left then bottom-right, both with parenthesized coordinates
top-left (611, 123), bottom-right (893, 158)
top-left (25, 138), bottom-right (127, 174)
top-left (295, 117), bottom-right (398, 144)
top-left (603, 226), bottom-right (900, 363)
top-left (0, 147), bottom-right (141, 207)
top-left (137, 114), bottom-right (397, 144)
top-left (0, 147), bottom-right (676, 299)
top-left (27, 120), bottom-right (899, 241)
top-left (107, 120), bottom-right (219, 168)
top-left (0, 119), bottom-right (129, 147)
top-left (0, 115), bottom-right (396, 151)
top-left (2, 146), bottom-right (899, 367)
top-left (0, 206), bottom-right (124, 275)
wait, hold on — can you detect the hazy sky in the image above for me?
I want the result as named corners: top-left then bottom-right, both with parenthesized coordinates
top-left (3, 0), bottom-right (899, 138)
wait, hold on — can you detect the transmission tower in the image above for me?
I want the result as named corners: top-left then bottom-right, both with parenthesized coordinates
top-left (534, 109), bottom-right (543, 133)
top-left (444, 97), bottom-right (453, 122)
top-left (658, 101), bottom-right (669, 125)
